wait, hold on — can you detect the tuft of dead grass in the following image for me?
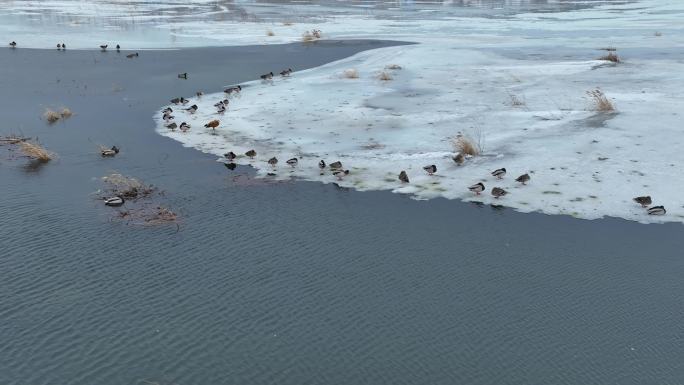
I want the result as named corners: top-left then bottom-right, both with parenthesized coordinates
top-left (343, 68), bottom-right (359, 79)
top-left (378, 71), bottom-right (393, 81)
top-left (0, 135), bottom-right (28, 145)
top-left (598, 52), bottom-right (620, 63)
top-left (20, 141), bottom-right (53, 162)
top-left (509, 94), bottom-right (526, 107)
top-left (385, 64), bottom-right (402, 70)
top-left (60, 108), bottom-right (73, 118)
top-left (302, 29), bottom-right (322, 42)
top-left (266, 29), bottom-right (275, 36)
top-left (452, 134), bottom-right (480, 157)
top-left (586, 88), bottom-right (615, 112)
top-left (102, 173), bottom-right (155, 199)
top-left (44, 109), bottom-right (61, 123)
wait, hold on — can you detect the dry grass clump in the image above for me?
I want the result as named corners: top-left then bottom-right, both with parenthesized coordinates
top-left (144, 206), bottom-right (178, 225)
top-left (0, 135), bottom-right (28, 145)
top-left (378, 71), bottom-right (393, 81)
top-left (302, 29), bottom-right (322, 42)
top-left (598, 52), bottom-right (620, 63)
top-left (20, 141), bottom-right (53, 162)
top-left (452, 134), bottom-right (480, 157)
top-left (102, 173), bottom-right (155, 199)
top-left (385, 64), bottom-right (402, 70)
top-left (509, 94), bottom-right (526, 107)
top-left (266, 29), bottom-right (275, 37)
top-left (586, 88), bottom-right (616, 112)
top-left (343, 68), bottom-right (359, 79)
top-left (60, 108), bottom-right (73, 118)
top-left (44, 109), bottom-right (61, 123)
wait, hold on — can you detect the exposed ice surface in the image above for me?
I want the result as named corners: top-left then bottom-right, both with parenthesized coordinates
top-left (3, 0), bottom-right (683, 223)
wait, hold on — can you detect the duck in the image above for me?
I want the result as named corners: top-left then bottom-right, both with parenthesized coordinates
top-left (491, 187), bottom-right (508, 198)
top-left (398, 171), bottom-right (409, 183)
top-left (126, 52), bottom-right (139, 58)
top-left (318, 160), bottom-right (326, 169)
top-left (286, 158), bottom-right (298, 167)
top-left (104, 196), bottom-right (124, 207)
top-left (224, 85), bottom-right (242, 94)
top-left (515, 173), bottom-right (530, 185)
top-left (163, 107), bottom-right (173, 114)
top-left (204, 120), bottom-right (219, 129)
top-left (260, 72), bottom-right (274, 80)
top-left (61, 43), bottom-right (66, 49)
top-left (180, 97), bottom-right (189, 105)
top-left (225, 163), bottom-right (237, 171)
top-left (453, 153), bottom-right (464, 166)
top-left (186, 104), bottom-right (198, 114)
top-left (268, 157), bottom-right (278, 167)
top-left (245, 149), bottom-right (257, 158)
top-left (333, 169), bottom-right (349, 180)
top-left (280, 68), bottom-right (293, 77)
top-left (101, 146), bottom-right (120, 157)
top-left (329, 161), bottom-right (342, 170)
top-left (423, 164), bottom-right (437, 175)
top-left (57, 43), bottom-right (62, 50)
top-left (216, 104), bottom-right (226, 114)
top-left (468, 182), bottom-right (485, 195)
top-left (491, 168), bottom-right (506, 179)
top-left (196, 91), bottom-right (203, 98)
top-left (178, 73), bottom-right (188, 79)
top-left (179, 122), bottom-right (190, 131)
top-left (633, 196), bottom-right (652, 207)
top-left (9, 41), bottom-right (17, 48)
top-left (100, 44), bottom-right (108, 51)
top-left (647, 206), bottom-right (666, 215)
top-left (165, 122), bottom-right (177, 130)
top-left (116, 44), bottom-right (120, 51)
top-left (224, 151), bottom-right (236, 161)
top-left (170, 97), bottom-right (181, 105)
top-left (214, 100), bottom-right (228, 107)
top-left (162, 114), bottom-right (174, 122)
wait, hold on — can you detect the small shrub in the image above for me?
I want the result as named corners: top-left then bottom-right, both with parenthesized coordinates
top-left (60, 108), bottom-right (73, 118)
top-left (44, 109), bottom-right (61, 123)
top-left (452, 135), bottom-right (479, 156)
top-left (343, 68), bottom-right (359, 79)
top-left (378, 71), bottom-right (393, 81)
top-left (586, 88), bottom-right (615, 112)
top-left (302, 31), bottom-right (316, 42)
top-left (20, 141), bottom-right (53, 162)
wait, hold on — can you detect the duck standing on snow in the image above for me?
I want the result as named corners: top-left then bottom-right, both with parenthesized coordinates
top-left (179, 122), bottom-right (190, 132)
top-left (280, 68), bottom-right (293, 77)
top-left (196, 91), bottom-right (203, 98)
top-left (245, 149), bottom-right (257, 159)
top-left (116, 44), bottom-right (120, 51)
top-left (101, 146), bottom-right (120, 157)
top-left (163, 107), bottom-right (173, 114)
top-left (633, 196), bottom-right (652, 207)
top-left (423, 165), bottom-right (437, 175)
top-left (260, 72), bottom-right (274, 80)
top-left (224, 151), bottom-right (236, 161)
top-left (204, 120), bottom-right (219, 130)
top-left (453, 153), bottom-right (464, 166)
top-left (224, 85), bottom-right (242, 94)
top-left (491, 168), bottom-right (506, 179)
top-left (9, 41), bottom-right (17, 48)
top-left (186, 104), bottom-right (198, 114)
top-left (214, 100), bottom-right (229, 108)
top-left (491, 187), bottom-right (508, 198)
top-left (399, 171), bottom-right (409, 183)
top-left (104, 196), bottom-right (124, 207)
top-left (286, 158), bottom-right (298, 167)
top-left (100, 44), bottom-right (107, 51)
top-left (318, 160), bottom-right (326, 169)
top-left (163, 114), bottom-right (174, 122)
top-left (647, 206), bottom-right (666, 215)
top-left (468, 182), bottom-right (485, 195)
top-left (166, 122), bottom-right (177, 130)
top-left (333, 169), bottom-right (349, 180)
top-left (329, 161), bottom-right (342, 170)
top-left (268, 157), bottom-right (278, 167)
top-left (216, 104), bottom-right (226, 114)
top-left (515, 173), bottom-right (530, 185)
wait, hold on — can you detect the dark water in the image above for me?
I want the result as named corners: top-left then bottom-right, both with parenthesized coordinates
top-left (2, 42), bottom-right (684, 385)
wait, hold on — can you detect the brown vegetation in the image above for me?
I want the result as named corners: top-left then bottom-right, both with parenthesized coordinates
top-left (452, 134), bottom-right (479, 157)
top-left (343, 68), bottom-right (359, 79)
top-left (598, 52), bottom-right (620, 63)
top-left (19, 141), bottom-right (53, 162)
top-left (378, 71), bottom-right (393, 81)
top-left (102, 173), bottom-right (155, 199)
top-left (586, 88), bottom-right (615, 112)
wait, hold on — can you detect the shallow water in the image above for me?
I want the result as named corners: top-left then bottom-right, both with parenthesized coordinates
top-left (2, 42), bottom-right (684, 385)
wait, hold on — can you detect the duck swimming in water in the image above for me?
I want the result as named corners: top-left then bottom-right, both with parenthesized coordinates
top-left (491, 187), bottom-right (508, 198)
top-left (101, 146), bottom-right (120, 157)
top-left (286, 158), bottom-right (298, 167)
top-left (333, 169), bottom-right (349, 180)
top-left (647, 206), bottom-right (666, 215)
top-left (216, 104), bottom-right (226, 114)
top-left (468, 182), bottom-right (485, 195)
top-left (491, 168), bottom-right (506, 179)
top-left (423, 165), bottom-right (437, 175)
top-left (104, 196), bottom-right (124, 207)
top-left (398, 171), bottom-right (409, 183)
top-left (178, 73), bottom-right (188, 79)
top-left (633, 196), bottom-right (652, 207)
top-left (163, 114), bottom-right (174, 122)
top-left (126, 52), bottom-right (138, 58)
top-left (515, 173), bottom-right (530, 185)
top-left (224, 151), bottom-right (236, 161)
top-left (245, 149), bottom-right (257, 158)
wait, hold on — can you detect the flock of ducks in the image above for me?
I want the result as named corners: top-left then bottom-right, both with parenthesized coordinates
top-left (9, 41), bottom-right (140, 58)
